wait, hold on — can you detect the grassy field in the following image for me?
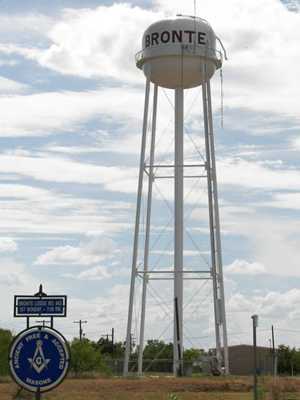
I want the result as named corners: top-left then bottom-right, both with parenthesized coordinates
top-left (0, 376), bottom-right (299, 399)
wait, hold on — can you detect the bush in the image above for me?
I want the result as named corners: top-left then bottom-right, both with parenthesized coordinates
top-left (70, 338), bottom-right (110, 377)
top-left (0, 329), bottom-right (13, 376)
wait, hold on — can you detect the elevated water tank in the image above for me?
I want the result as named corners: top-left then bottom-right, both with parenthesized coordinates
top-left (136, 16), bottom-right (222, 89)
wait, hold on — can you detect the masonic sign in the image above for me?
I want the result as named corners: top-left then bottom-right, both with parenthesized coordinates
top-left (9, 326), bottom-right (70, 393)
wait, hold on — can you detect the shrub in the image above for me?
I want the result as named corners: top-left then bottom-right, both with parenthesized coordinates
top-left (70, 338), bottom-right (110, 377)
top-left (0, 329), bottom-right (13, 376)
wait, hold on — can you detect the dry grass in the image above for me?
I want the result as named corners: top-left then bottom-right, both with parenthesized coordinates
top-left (0, 376), bottom-right (299, 400)
top-left (266, 378), bottom-right (300, 400)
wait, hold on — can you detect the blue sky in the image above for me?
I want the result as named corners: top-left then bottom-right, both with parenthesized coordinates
top-left (0, 0), bottom-right (300, 350)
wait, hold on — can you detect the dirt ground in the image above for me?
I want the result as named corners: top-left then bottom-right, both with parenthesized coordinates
top-left (0, 376), bottom-right (299, 400)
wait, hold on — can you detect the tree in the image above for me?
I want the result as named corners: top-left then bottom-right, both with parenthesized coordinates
top-left (142, 340), bottom-right (173, 372)
top-left (277, 345), bottom-right (292, 374)
top-left (290, 347), bottom-right (300, 375)
top-left (97, 337), bottom-right (114, 355)
top-left (277, 345), bottom-right (300, 375)
top-left (112, 341), bottom-right (126, 359)
top-left (183, 348), bottom-right (204, 362)
top-left (96, 338), bottom-right (125, 359)
top-left (143, 340), bottom-right (173, 360)
top-left (0, 329), bottom-right (13, 376)
top-left (70, 338), bottom-right (110, 376)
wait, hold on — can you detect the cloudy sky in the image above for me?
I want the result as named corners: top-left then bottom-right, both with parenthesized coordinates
top-left (0, 0), bottom-right (300, 352)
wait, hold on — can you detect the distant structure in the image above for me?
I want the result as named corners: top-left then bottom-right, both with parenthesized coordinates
top-left (226, 345), bottom-right (273, 376)
top-left (124, 15), bottom-right (229, 376)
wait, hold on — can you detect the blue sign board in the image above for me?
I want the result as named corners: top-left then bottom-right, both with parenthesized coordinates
top-left (14, 296), bottom-right (67, 317)
top-left (9, 326), bottom-right (70, 393)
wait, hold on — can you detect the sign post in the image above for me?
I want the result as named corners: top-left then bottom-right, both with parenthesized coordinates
top-left (10, 285), bottom-right (69, 399)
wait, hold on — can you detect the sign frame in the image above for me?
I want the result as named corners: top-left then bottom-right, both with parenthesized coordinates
top-left (9, 325), bottom-right (70, 394)
top-left (14, 295), bottom-right (67, 318)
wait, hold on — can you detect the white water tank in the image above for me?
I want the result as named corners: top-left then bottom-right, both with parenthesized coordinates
top-left (136, 16), bottom-right (222, 89)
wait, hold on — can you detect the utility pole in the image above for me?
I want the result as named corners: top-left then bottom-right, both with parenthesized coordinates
top-left (252, 315), bottom-right (258, 400)
top-left (73, 320), bottom-right (87, 341)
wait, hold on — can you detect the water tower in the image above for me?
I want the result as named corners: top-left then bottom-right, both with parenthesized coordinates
top-left (124, 16), bottom-right (229, 376)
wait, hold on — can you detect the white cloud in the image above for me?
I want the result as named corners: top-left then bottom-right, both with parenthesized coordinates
top-left (217, 209), bottom-right (300, 278)
top-left (62, 262), bottom-right (129, 282)
top-left (27, 4), bottom-right (160, 82)
top-left (76, 266), bottom-right (111, 280)
top-left (0, 88), bottom-right (143, 137)
top-left (64, 265), bottom-right (112, 281)
top-left (251, 219), bottom-right (300, 278)
top-left (0, 258), bottom-right (26, 286)
top-left (191, 199), bottom-right (300, 279)
top-left (0, 83), bottom-right (187, 139)
top-left (0, 151), bottom-right (203, 204)
top-left (35, 234), bottom-right (115, 266)
top-left (41, 144), bottom-right (106, 155)
top-left (0, 153), bottom-right (137, 187)
top-left (0, 13), bottom-right (52, 38)
top-left (218, 158), bottom-right (300, 191)
top-left (0, 5), bottom-right (158, 83)
top-left (0, 59), bottom-right (18, 67)
top-left (263, 192), bottom-right (300, 210)
top-left (226, 259), bottom-right (266, 276)
top-left (0, 76), bottom-right (28, 94)
top-left (0, 238), bottom-right (18, 253)
top-left (0, 183), bottom-right (131, 235)
top-left (291, 136), bottom-right (300, 150)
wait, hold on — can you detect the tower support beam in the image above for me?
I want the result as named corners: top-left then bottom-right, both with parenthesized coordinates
top-left (206, 80), bottom-right (229, 374)
top-left (174, 87), bottom-right (184, 376)
top-left (202, 78), bottom-right (222, 366)
top-left (123, 77), bottom-right (151, 376)
top-left (138, 84), bottom-right (158, 376)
